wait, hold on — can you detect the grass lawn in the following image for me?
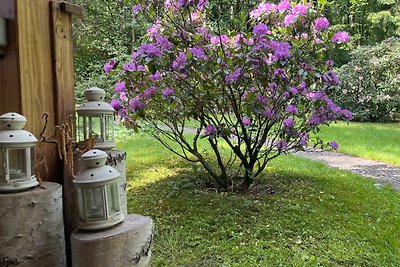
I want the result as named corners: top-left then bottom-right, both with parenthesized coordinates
top-left (316, 121), bottom-right (400, 166)
top-left (116, 131), bottom-right (400, 267)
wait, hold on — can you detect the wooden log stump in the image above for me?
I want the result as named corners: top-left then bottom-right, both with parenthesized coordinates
top-left (0, 182), bottom-right (66, 267)
top-left (106, 150), bottom-right (128, 216)
top-left (71, 214), bottom-right (153, 267)
top-left (63, 151), bottom-right (81, 266)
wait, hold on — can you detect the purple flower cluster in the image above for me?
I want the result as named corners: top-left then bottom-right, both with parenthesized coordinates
top-left (328, 141), bottom-right (338, 150)
top-left (323, 70), bottom-right (340, 85)
top-left (262, 107), bottom-right (275, 118)
top-left (283, 117), bottom-right (294, 129)
top-left (284, 14), bottom-right (298, 26)
top-left (147, 22), bottom-right (160, 36)
top-left (189, 46), bottom-right (207, 60)
top-left (123, 62), bottom-right (146, 72)
top-left (129, 98), bottom-right (145, 112)
top-left (225, 68), bottom-right (242, 83)
top-left (103, 60), bottom-right (116, 74)
top-left (277, 0), bottom-right (291, 11)
top-left (139, 43), bottom-right (162, 58)
top-left (210, 35), bottom-right (230, 46)
top-left (268, 41), bottom-right (291, 60)
top-left (257, 94), bottom-right (268, 105)
top-left (172, 52), bottom-right (187, 70)
top-left (286, 105), bottom-right (298, 114)
top-left (242, 117), bottom-right (251, 128)
top-left (314, 17), bottom-right (329, 31)
top-left (162, 87), bottom-right (174, 99)
top-left (204, 124), bottom-right (216, 135)
top-left (110, 99), bottom-right (121, 111)
top-left (277, 140), bottom-right (288, 150)
top-left (250, 3), bottom-right (276, 18)
top-left (292, 3), bottom-right (309, 16)
top-left (155, 35), bottom-right (173, 50)
top-left (143, 86), bottom-right (158, 100)
top-left (132, 5), bottom-right (142, 15)
top-left (115, 81), bottom-right (127, 93)
top-left (253, 23), bottom-right (271, 35)
top-left (331, 31), bottom-right (350, 43)
top-left (149, 72), bottom-right (161, 81)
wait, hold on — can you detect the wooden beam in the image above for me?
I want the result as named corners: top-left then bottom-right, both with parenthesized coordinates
top-left (60, 2), bottom-right (85, 18)
top-left (50, 1), bottom-right (76, 125)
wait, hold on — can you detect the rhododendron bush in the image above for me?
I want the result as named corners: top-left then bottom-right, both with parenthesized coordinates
top-left (106, 0), bottom-right (352, 189)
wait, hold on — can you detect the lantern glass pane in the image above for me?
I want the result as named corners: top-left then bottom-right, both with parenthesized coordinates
top-left (0, 149), bottom-right (5, 181)
top-left (83, 187), bottom-right (106, 221)
top-left (89, 116), bottom-right (102, 143)
top-left (105, 115), bottom-right (114, 142)
top-left (8, 148), bottom-right (27, 181)
top-left (77, 188), bottom-right (85, 221)
top-left (30, 147), bottom-right (35, 178)
top-left (106, 183), bottom-right (120, 216)
top-left (77, 116), bottom-right (85, 142)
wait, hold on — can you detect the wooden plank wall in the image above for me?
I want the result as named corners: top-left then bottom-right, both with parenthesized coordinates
top-left (0, 0), bottom-right (78, 183)
top-left (18, 0), bottom-right (56, 135)
top-left (0, 9), bottom-right (22, 115)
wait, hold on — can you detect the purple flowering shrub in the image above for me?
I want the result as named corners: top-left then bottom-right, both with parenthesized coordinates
top-left (106, 0), bottom-right (351, 189)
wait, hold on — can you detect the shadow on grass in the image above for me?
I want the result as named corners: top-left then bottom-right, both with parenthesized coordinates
top-left (125, 155), bottom-right (400, 267)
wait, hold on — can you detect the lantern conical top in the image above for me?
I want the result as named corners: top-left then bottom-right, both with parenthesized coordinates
top-left (80, 149), bottom-right (108, 168)
top-left (77, 87), bottom-right (114, 115)
top-left (0, 113), bottom-right (37, 148)
top-left (84, 87), bottom-right (106, 101)
top-left (74, 149), bottom-right (119, 184)
top-left (0, 112), bottom-right (27, 130)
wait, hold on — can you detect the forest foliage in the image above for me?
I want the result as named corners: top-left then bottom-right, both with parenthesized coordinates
top-left (71, 0), bottom-right (400, 120)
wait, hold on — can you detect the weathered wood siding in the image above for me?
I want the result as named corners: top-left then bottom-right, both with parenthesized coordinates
top-left (0, 0), bottom-right (77, 183)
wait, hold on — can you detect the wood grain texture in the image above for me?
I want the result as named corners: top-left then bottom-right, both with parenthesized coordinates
top-left (17, 0), bottom-right (56, 136)
top-left (50, 1), bottom-right (76, 126)
top-left (71, 214), bottom-right (153, 267)
top-left (0, 182), bottom-right (66, 267)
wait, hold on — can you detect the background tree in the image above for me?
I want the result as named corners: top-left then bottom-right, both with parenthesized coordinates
top-left (330, 38), bottom-right (400, 122)
top-left (71, 0), bottom-right (148, 101)
top-left (323, 0), bottom-right (400, 64)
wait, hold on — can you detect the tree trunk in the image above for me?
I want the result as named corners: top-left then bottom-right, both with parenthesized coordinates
top-left (0, 182), bottom-right (66, 267)
top-left (106, 150), bottom-right (128, 216)
top-left (71, 214), bottom-right (153, 267)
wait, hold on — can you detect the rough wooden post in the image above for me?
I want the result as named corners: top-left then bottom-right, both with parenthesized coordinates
top-left (0, 182), bottom-right (66, 267)
top-left (62, 151), bottom-right (81, 266)
top-left (71, 214), bottom-right (153, 267)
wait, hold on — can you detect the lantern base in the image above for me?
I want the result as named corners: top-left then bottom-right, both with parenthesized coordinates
top-left (77, 211), bottom-right (125, 231)
top-left (0, 178), bottom-right (39, 193)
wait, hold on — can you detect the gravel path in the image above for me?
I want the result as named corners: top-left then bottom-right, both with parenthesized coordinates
top-left (294, 149), bottom-right (400, 191)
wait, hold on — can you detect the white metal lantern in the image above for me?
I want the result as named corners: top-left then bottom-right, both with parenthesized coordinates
top-left (76, 87), bottom-right (115, 150)
top-left (0, 113), bottom-right (38, 193)
top-left (74, 149), bottom-right (124, 230)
